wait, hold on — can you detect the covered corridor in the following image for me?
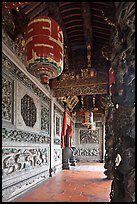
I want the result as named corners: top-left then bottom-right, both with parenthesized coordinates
top-left (13, 163), bottom-right (112, 202)
top-left (2, 2), bottom-right (135, 202)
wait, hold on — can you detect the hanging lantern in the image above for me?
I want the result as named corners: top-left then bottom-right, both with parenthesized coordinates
top-left (82, 111), bottom-right (93, 126)
top-left (25, 16), bottom-right (64, 84)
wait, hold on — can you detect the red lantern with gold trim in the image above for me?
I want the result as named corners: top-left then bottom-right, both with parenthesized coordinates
top-left (25, 16), bottom-right (64, 84)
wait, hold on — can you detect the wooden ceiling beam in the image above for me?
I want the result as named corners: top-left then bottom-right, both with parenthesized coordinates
top-left (92, 25), bottom-right (110, 31)
top-left (93, 30), bottom-right (110, 37)
top-left (81, 2), bottom-right (93, 45)
top-left (23, 2), bottom-right (42, 15)
top-left (47, 2), bottom-right (71, 52)
top-left (92, 19), bottom-right (111, 27)
top-left (64, 19), bottom-right (83, 25)
top-left (27, 4), bottom-right (48, 20)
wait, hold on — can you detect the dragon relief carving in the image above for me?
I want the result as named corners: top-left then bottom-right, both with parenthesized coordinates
top-left (2, 148), bottom-right (48, 176)
top-left (77, 148), bottom-right (100, 156)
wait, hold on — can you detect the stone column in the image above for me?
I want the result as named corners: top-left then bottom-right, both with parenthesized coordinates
top-left (108, 2), bottom-right (135, 202)
top-left (103, 97), bottom-right (116, 180)
top-left (62, 126), bottom-right (72, 170)
top-left (49, 93), bottom-right (55, 177)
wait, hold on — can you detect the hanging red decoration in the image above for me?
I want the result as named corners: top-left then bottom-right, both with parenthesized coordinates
top-left (25, 16), bottom-right (64, 84)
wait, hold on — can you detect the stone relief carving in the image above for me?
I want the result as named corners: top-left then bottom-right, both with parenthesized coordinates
top-left (80, 129), bottom-right (99, 144)
top-left (2, 128), bottom-right (50, 143)
top-left (2, 170), bottom-right (49, 202)
top-left (2, 76), bottom-right (13, 122)
top-left (54, 105), bottom-right (63, 145)
top-left (54, 149), bottom-right (62, 162)
top-left (2, 53), bottom-right (51, 105)
top-left (21, 94), bottom-right (37, 128)
top-left (2, 28), bottom-right (25, 63)
top-left (56, 116), bottom-right (60, 135)
top-left (41, 104), bottom-right (50, 133)
top-left (2, 148), bottom-right (48, 176)
top-left (77, 148), bottom-right (100, 156)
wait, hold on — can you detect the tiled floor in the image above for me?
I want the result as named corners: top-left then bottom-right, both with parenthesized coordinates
top-left (13, 163), bottom-right (112, 202)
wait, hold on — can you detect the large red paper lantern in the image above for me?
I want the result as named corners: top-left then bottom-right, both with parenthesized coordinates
top-left (25, 16), bottom-right (64, 84)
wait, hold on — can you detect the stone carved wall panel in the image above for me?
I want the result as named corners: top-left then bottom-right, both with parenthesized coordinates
top-left (2, 50), bottom-right (51, 201)
top-left (16, 82), bottom-right (41, 133)
top-left (75, 125), bottom-right (103, 162)
top-left (2, 75), bottom-right (13, 123)
top-left (2, 128), bottom-right (50, 144)
top-left (2, 169), bottom-right (49, 202)
top-left (54, 105), bottom-right (63, 145)
top-left (80, 129), bottom-right (99, 144)
top-left (2, 147), bottom-right (48, 177)
top-left (56, 116), bottom-right (60, 135)
top-left (77, 148), bottom-right (100, 156)
top-left (2, 53), bottom-right (51, 105)
top-left (41, 104), bottom-right (50, 134)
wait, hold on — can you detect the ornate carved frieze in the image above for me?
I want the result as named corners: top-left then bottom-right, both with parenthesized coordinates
top-left (2, 128), bottom-right (50, 144)
top-left (2, 75), bottom-right (13, 122)
top-left (2, 53), bottom-right (51, 105)
top-left (41, 104), bottom-right (50, 133)
top-left (77, 148), bottom-right (100, 156)
top-left (53, 83), bottom-right (108, 97)
top-left (2, 147), bottom-right (48, 177)
top-left (51, 64), bottom-right (108, 97)
top-left (2, 28), bottom-right (25, 63)
top-left (80, 129), bottom-right (99, 144)
top-left (52, 71), bottom-right (108, 87)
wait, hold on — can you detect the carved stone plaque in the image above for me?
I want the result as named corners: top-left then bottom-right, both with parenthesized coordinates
top-left (80, 129), bottom-right (99, 144)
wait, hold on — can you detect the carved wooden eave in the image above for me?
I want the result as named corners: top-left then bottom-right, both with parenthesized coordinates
top-left (51, 72), bottom-right (108, 97)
